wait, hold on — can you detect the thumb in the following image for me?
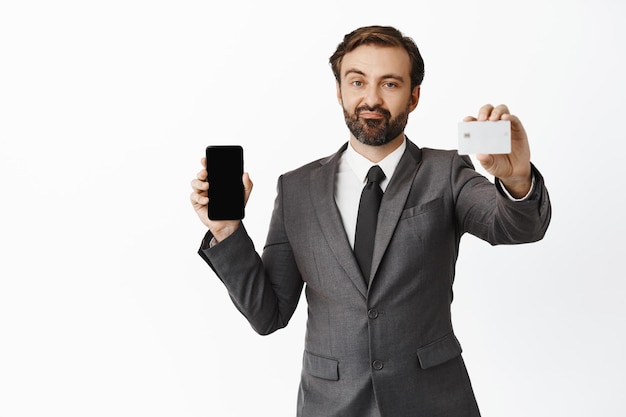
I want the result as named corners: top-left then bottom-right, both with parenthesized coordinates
top-left (243, 172), bottom-right (253, 205)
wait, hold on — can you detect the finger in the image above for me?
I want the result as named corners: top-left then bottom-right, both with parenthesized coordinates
top-left (195, 157), bottom-right (208, 182)
top-left (189, 184), bottom-right (209, 206)
top-left (501, 113), bottom-right (522, 131)
top-left (501, 112), bottom-right (514, 126)
top-left (196, 168), bottom-right (207, 181)
top-left (477, 104), bottom-right (494, 121)
top-left (242, 172), bottom-right (253, 190)
top-left (190, 190), bottom-right (209, 206)
top-left (242, 172), bottom-right (253, 204)
top-left (191, 178), bottom-right (208, 192)
top-left (463, 116), bottom-right (477, 122)
top-left (489, 104), bottom-right (511, 121)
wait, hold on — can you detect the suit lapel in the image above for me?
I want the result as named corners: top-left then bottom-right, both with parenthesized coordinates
top-left (369, 141), bottom-right (423, 286)
top-left (310, 143), bottom-right (369, 298)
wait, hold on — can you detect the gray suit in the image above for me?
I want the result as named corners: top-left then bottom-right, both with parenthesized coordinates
top-left (199, 139), bottom-right (551, 417)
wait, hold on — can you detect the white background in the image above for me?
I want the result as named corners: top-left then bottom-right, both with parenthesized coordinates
top-left (1, 0), bottom-right (625, 416)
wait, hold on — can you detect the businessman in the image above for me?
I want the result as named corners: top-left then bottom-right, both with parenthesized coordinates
top-left (190, 25), bottom-right (551, 417)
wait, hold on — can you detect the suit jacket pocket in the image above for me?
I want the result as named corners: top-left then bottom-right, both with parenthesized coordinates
top-left (400, 196), bottom-right (444, 220)
top-left (303, 351), bottom-right (339, 381)
top-left (416, 332), bottom-right (463, 369)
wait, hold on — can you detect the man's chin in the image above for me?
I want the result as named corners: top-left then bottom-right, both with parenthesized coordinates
top-left (355, 134), bottom-right (390, 147)
top-left (347, 119), bottom-right (393, 146)
top-left (361, 118), bottom-right (385, 128)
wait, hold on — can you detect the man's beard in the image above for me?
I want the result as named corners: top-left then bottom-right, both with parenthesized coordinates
top-left (343, 102), bottom-right (411, 146)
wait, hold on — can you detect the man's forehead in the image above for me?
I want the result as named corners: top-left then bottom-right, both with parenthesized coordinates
top-left (340, 44), bottom-right (410, 78)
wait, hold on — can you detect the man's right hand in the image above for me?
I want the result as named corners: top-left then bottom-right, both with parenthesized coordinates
top-left (190, 157), bottom-right (253, 243)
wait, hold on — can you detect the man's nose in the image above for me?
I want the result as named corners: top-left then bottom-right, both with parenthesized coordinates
top-left (363, 85), bottom-right (383, 107)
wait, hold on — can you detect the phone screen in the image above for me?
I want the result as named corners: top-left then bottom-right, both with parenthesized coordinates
top-left (205, 145), bottom-right (244, 220)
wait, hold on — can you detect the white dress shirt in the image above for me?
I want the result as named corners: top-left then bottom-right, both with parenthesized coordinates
top-left (334, 140), bottom-right (406, 249)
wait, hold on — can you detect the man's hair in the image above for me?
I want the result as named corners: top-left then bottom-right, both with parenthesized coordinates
top-left (329, 25), bottom-right (425, 90)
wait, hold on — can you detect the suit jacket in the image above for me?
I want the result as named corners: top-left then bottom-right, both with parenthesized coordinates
top-left (199, 139), bottom-right (551, 417)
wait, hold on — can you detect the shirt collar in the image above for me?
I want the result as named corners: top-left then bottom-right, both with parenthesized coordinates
top-left (345, 138), bottom-right (406, 190)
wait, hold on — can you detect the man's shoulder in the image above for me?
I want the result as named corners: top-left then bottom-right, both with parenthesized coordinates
top-left (281, 144), bottom-right (345, 179)
top-left (419, 146), bottom-right (473, 168)
top-left (420, 146), bottom-right (458, 159)
top-left (402, 137), bottom-right (462, 163)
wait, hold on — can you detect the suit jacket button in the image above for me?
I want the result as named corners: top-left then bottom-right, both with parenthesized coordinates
top-left (372, 360), bottom-right (383, 370)
top-left (367, 308), bottom-right (379, 319)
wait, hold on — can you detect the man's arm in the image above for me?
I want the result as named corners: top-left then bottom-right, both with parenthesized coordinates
top-left (191, 161), bottom-right (303, 335)
top-left (454, 155), bottom-right (551, 245)
top-left (456, 104), bottom-right (551, 244)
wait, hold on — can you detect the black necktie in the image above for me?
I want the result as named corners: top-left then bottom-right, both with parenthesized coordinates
top-left (354, 165), bottom-right (386, 281)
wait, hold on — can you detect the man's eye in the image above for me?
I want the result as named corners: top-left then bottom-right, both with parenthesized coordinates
top-left (351, 80), bottom-right (363, 87)
top-left (384, 82), bottom-right (397, 88)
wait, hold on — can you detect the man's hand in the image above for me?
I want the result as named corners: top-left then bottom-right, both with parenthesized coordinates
top-left (190, 157), bottom-right (253, 242)
top-left (464, 104), bottom-right (532, 198)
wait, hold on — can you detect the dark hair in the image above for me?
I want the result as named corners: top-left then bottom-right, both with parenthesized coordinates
top-left (329, 25), bottom-right (425, 90)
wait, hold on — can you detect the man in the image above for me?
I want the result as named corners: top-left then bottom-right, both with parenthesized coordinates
top-left (190, 25), bottom-right (551, 417)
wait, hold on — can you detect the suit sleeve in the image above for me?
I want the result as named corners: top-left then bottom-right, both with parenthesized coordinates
top-left (452, 153), bottom-right (552, 245)
top-left (198, 175), bottom-right (304, 335)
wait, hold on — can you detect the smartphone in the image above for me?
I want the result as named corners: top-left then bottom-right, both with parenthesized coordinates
top-left (205, 145), bottom-right (245, 220)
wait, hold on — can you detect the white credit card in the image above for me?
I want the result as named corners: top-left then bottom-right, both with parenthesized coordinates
top-left (458, 120), bottom-right (511, 155)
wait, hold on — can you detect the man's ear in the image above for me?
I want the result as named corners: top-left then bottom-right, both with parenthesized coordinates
top-left (336, 81), bottom-right (343, 105)
top-left (409, 85), bottom-right (420, 112)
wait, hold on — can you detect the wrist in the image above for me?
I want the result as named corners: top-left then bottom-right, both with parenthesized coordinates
top-left (210, 221), bottom-right (241, 243)
top-left (499, 175), bottom-right (532, 199)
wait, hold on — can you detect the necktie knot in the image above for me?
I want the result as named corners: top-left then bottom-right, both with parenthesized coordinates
top-left (366, 165), bottom-right (385, 185)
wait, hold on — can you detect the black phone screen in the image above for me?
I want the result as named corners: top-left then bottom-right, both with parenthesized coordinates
top-left (205, 145), bottom-right (244, 220)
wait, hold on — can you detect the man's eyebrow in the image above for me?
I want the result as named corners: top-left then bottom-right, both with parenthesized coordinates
top-left (343, 68), bottom-right (366, 78)
top-left (380, 73), bottom-right (406, 83)
top-left (342, 69), bottom-right (406, 83)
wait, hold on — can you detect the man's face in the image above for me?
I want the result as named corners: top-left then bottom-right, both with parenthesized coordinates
top-left (337, 44), bottom-right (420, 146)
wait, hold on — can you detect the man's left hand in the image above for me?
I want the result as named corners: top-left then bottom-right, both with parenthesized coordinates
top-left (464, 104), bottom-right (533, 199)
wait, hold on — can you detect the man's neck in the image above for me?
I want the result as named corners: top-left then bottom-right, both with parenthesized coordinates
top-left (349, 134), bottom-right (405, 163)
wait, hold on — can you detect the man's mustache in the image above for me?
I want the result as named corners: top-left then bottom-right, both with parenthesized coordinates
top-left (356, 105), bottom-right (391, 118)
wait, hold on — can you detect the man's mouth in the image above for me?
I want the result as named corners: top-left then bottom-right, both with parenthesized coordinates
top-left (358, 111), bottom-right (385, 120)
top-left (356, 106), bottom-right (390, 121)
